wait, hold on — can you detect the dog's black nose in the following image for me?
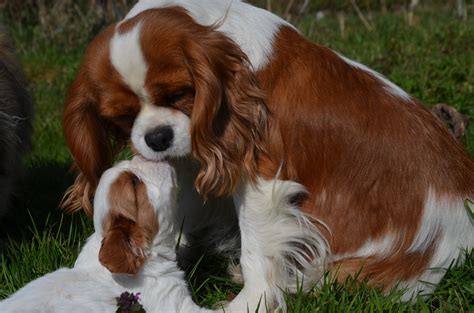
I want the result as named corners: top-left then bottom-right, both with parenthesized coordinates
top-left (144, 126), bottom-right (174, 152)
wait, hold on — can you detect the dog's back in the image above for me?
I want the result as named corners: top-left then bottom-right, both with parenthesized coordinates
top-left (0, 25), bottom-right (33, 217)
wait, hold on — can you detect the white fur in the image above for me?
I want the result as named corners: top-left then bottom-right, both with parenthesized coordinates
top-left (110, 22), bottom-right (149, 98)
top-left (329, 188), bottom-right (473, 301)
top-left (353, 233), bottom-right (398, 258)
top-left (131, 104), bottom-right (191, 161)
top-left (331, 233), bottom-right (399, 263)
top-left (400, 189), bottom-right (474, 301)
top-left (0, 158), bottom-right (212, 313)
top-left (225, 178), bottom-right (329, 312)
top-left (124, 0), bottom-right (288, 71)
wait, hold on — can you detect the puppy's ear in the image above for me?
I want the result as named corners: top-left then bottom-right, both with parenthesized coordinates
top-left (99, 215), bottom-right (149, 275)
top-left (99, 171), bottom-right (159, 275)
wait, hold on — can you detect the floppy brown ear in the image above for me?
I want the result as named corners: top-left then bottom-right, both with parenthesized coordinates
top-left (99, 171), bottom-right (159, 274)
top-left (185, 29), bottom-right (269, 198)
top-left (99, 215), bottom-right (148, 275)
top-left (61, 24), bottom-right (122, 216)
top-left (62, 70), bottom-right (114, 215)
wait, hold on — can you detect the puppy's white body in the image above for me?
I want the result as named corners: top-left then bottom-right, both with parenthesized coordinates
top-left (0, 160), bottom-right (211, 313)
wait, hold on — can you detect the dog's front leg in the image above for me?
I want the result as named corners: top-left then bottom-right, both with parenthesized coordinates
top-left (224, 179), bottom-right (328, 313)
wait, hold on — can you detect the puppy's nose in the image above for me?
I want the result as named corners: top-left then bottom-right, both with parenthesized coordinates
top-left (144, 126), bottom-right (174, 152)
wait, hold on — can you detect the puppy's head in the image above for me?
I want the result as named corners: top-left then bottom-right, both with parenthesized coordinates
top-left (95, 159), bottom-right (176, 275)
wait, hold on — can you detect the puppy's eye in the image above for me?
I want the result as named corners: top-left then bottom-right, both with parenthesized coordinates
top-left (131, 175), bottom-right (140, 188)
top-left (163, 91), bottom-right (186, 107)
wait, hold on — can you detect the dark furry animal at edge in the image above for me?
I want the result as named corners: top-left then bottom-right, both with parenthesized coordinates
top-left (0, 25), bottom-right (33, 217)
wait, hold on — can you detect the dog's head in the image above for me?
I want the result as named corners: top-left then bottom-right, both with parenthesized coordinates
top-left (94, 158), bottom-right (176, 274)
top-left (63, 7), bottom-right (268, 214)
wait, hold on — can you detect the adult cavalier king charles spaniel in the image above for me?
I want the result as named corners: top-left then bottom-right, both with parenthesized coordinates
top-left (62, 0), bottom-right (474, 311)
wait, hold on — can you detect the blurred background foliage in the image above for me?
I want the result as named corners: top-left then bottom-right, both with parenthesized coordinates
top-left (0, 0), bottom-right (470, 51)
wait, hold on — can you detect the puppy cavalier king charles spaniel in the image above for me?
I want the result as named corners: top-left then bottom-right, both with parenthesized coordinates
top-left (1, 157), bottom-right (212, 313)
top-left (62, 0), bottom-right (474, 311)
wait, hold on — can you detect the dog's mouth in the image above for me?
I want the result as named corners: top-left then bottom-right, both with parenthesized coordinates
top-left (132, 152), bottom-right (173, 163)
top-left (131, 144), bottom-right (187, 163)
top-left (130, 154), bottom-right (170, 169)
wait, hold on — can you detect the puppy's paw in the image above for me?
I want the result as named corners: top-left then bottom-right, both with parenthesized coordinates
top-left (227, 261), bottom-right (244, 285)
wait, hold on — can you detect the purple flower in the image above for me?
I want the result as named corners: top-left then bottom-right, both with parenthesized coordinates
top-left (134, 293), bottom-right (141, 301)
top-left (116, 291), bottom-right (146, 313)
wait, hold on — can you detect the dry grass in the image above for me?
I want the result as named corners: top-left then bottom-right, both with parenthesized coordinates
top-left (1, 0), bottom-right (134, 50)
top-left (1, 1), bottom-right (469, 51)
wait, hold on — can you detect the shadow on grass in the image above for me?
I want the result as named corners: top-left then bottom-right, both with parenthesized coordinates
top-left (186, 253), bottom-right (242, 308)
top-left (0, 160), bottom-right (88, 245)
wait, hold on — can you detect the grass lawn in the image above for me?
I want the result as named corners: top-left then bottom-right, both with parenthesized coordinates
top-left (1, 7), bottom-right (473, 312)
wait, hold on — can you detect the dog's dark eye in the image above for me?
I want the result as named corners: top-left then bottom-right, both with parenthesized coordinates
top-left (163, 91), bottom-right (186, 107)
top-left (114, 114), bottom-right (132, 122)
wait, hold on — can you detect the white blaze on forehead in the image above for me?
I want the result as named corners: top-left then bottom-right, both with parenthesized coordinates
top-left (110, 22), bottom-right (148, 98)
top-left (124, 0), bottom-right (288, 71)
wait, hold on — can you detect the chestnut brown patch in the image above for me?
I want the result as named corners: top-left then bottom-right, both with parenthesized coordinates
top-left (99, 171), bottom-right (158, 275)
top-left (256, 26), bottom-right (474, 289)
